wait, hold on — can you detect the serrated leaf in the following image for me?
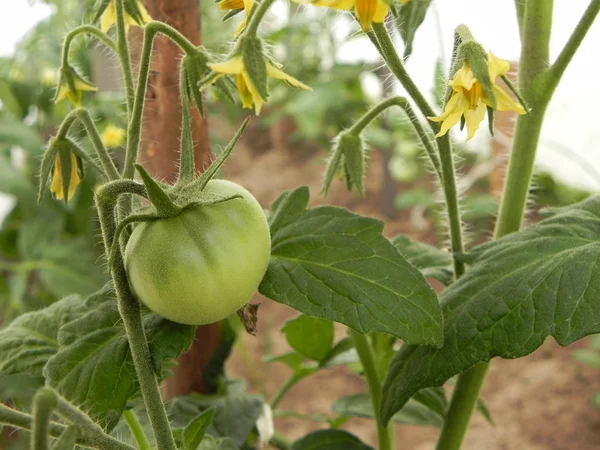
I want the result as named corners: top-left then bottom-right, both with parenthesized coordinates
top-left (396, 0), bottom-right (432, 59)
top-left (260, 187), bottom-right (442, 345)
top-left (333, 392), bottom-right (444, 427)
top-left (282, 315), bottom-right (334, 362)
top-left (0, 295), bottom-right (86, 379)
top-left (184, 408), bottom-right (216, 450)
top-left (45, 290), bottom-right (194, 431)
top-left (392, 234), bottom-right (454, 285)
top-left (292, 429), bottom-right (373, 450)
top-left (320, 338), bottom-right (355, 368)
top-left (381, 195), bottom-right (600, 423)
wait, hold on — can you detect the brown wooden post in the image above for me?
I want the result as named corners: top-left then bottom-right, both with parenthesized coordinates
top-left (138, 0), bottom-right (222, 397)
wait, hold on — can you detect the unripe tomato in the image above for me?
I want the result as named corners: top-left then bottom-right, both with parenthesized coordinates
top-left (124, 179), bottom-right (271, 325)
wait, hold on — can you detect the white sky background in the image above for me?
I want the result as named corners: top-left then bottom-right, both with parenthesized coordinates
top-left (2, 1), bottom-right (600, 190)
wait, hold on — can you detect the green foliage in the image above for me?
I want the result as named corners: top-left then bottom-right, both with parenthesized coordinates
top-left (382, 195), bottom-right (600, 423)
top-left (183, 408), bottom-right (216, 450)
top-left (292, 429), bottom-right (373, 450)
top-left (260, 187), bottom-right (443, 344)
top-left (396, 0), bottom-right (433, 59)
top-left (281, 315), bottom-right (334, 363)
top-left (392, 234), bottom-right (454, 285)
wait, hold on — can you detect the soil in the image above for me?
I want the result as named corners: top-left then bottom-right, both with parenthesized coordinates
top-left (221, 129), bottom-right (600, 450)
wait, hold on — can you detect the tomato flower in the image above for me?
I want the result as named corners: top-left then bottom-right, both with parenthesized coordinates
top-left (208, 56), bottom-right (310, 114)
top-left (218, 0), bottom-right (255, 36)
top-left (429, 52), bottom-right (526, 140)
top-left (99, 0), bottom-right (152, 33)
top-left (302, 0), bottom-right (408, 31)
top-left (54, 66), bottom-right (97, 106)
top-left (101, 124), bottom-right (126, 148)
top-left (50, 151), bottom-right (82, 202)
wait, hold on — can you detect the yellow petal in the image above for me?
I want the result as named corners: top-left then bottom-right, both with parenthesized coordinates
top-left (67, 90), bottom-right (82, 107)
top-left (241, 70), bottom-right (265, 114)
top-left (428, 92), bottom-right (460, 123)
top-left (463, 101), bottom-right (487, 140)
top-left (67, 153), bottom-right (80, 201)
top-left (243, 0), bottom-right (255, 13)
top-left (54, 82), bottom-right (69, 104)
top-left (237, 74), bottom-right (254, 110)
top-left (234, 17), bottom-right (248, 36)
top-left (266, 63), bottom-right (311, 90)
top-left (136, 0), bottom-right (153, 24)
top-left (219, 0), bottom-right (245, 9)
top-left (449, 63), bottom-right (477, 91)
top-left (100, 2), bottom-right (116, 33)
top-left (489, 85), bottom-right (527, 114)
top-left (354, 0), bottom-right (378, 31)
top-left (50, 157), bottom-right (64, 200)
top-left (372, 0), bottom-right (390, 24)
top-left (311, 0), bottom-right (355, 11)
top-left (209, 57), bottom-right (244, 75)
top-left (429, 93), bottom-right (463, 137)
top-left (487, 52), bottom-right (511, 79)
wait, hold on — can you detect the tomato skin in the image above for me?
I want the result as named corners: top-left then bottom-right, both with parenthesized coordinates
top-left (124, 179), bottom-right (271, 325)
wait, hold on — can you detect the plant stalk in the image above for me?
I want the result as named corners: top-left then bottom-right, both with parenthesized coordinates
top-left (245, 0), bottom-right (279, 35)
top-left (61, 25), bottom-right (115, 68)
top-left (350, 330), bottom-right (393, 450)
top-left (96, 193), bottom-right (176, 450)
top-left (115, 0), bottom-right (135, 113)
top-left (123, 409), bottom-right (152, 450)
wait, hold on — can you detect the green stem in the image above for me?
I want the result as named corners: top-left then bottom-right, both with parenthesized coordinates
top-left (436, 2), bottom-right (563, 448)
top-left (61, 25), bottom-right (116, 68)
top-left (514, 1), bottom-right (526, 41)
top-left (178, 64), bottom-right (195, 184)
top-left (0, 404), bottom-right (135, 450)
top-left (348, 96), bottom-right (442, 179)
top-left (269, 433), bottom-right (293, 450)
top-left (115, 0), bottom-right (135, 113)
top-left (350, 330), bottom-right (393, 450)
top-left (123, 410), bottom-right (151, 450)
top-left (269, 372), bottom-right (306, 410)
top-left (245, 0), bottom-right (279, 35)
top-left (96, 191), bottom-right (176, 450)
top-left (31, 389), bottom-right (57, 450)
top-left (371, 23), bottom-right (464, 277)
top-left (123, 21), bottom-right (199, 179)
top-left (546, 0), bottom-right (600, 95)
top-left (57, 108), bottom-right (120, 181)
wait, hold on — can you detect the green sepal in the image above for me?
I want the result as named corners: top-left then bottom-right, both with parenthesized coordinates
top-left (240, 36), bottom-right (268, 101)
top-left (180, 117), bottom-right (250, 195)
top-left (123, 0), bottom-right (149, 26)
top-left (215, 77), bottom-right (237, 104)
top-left (51, 425), bottom-right (79, 450)
top-left (223, 8), bottom-right (244, 21)
top-left (91, 0), bottom-right (111, 25)
top-left (38, 138), bottom-right (60, 203)
top-left (458, 41), bottom-right (496, 109)
top-left (182, 51), bottom-right (209, 116)
top-left (500, 74), bottom-right (530, 113)
top-left (487, 105), bottom-right (495, 136)
top-left (58, 144), bottom-right (74, 206)
top-left (135, 164), bottom-right (181, 217)
top-left (323, 132), bottom-right (366, 197)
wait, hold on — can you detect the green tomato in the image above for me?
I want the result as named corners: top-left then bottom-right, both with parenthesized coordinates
top-left (124, 179), bottom-right (271, 325)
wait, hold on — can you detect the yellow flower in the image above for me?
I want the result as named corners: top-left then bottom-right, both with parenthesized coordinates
top-left (219, 0), bottom-right (255, 36)
top-left (101, 125), bottom-right (126, 148)
top-left (307, 0), bottom-right (389, 31)
top-left (54, 67), bottom-right (97, 106)
top-left (429, 52), bottom-right (526, 140)
top-left (209, 56), bottom-right (310, 114)
top-left (50, 152), bottom-right (81, 201)
top-left (100, 0), bottom-right (152, 33)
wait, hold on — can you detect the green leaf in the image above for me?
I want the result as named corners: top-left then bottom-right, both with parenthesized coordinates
top-left (381, 196), bottom-right (600, 424)
top-left (183, 408), bottom-right (216, 450)
top-left (332, 392), bottom-right (444, 428)
top-left (292, 429), bottom-right (373, 450)
top-left (0, 119), bottom-right (44, 154)
top-left (260, 187), bottom-right (442, 345)
top-left (396, 0), bottom-right (433, 59)
top-left (282, 315), bottom-right (334, 362)
top-left (573, 349), bottom-right (600, 368)
top-left (44, 289), bottom-right (195, 431)
top-left (0, 295), bottom-right (86, 379)
top-left (319, 338), bottom-right (355, 368)
top-left (392, 234), bottom-right (454, 285)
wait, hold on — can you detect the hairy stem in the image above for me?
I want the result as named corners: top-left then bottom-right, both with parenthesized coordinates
top-left (31, 389), bottom-right (57, 450)
top-left (0, 404), bottom-right (135, 450)
top-left (61, 25), bottom-right (115, 68)
top-left (115, 0), bottom-right (135, 113)
top-left (350, 330), bottom-right (393, 450)
top-left (371, 23), bottom-right (464, 277)
top-left (245, 0), bottom-right (279, 35)
top-left (123, 410), bottom-right (151, 450)
top-left (56, 108), bottom-right (120, 181)
top-left (348, 96), bottom-right (442, 179)
top-left (96, 191), bottom-right (176, 450)
top-left (123, 21), bottom-right (199, 179)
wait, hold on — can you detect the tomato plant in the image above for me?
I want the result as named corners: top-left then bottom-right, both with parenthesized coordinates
top-left (1, 1), bottom-right (600, 450)
top-left (125, 179), bottom-right (271, 325)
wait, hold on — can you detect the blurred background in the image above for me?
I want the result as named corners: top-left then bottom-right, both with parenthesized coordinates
top-left (1, 1), bottom-right (599, 449)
